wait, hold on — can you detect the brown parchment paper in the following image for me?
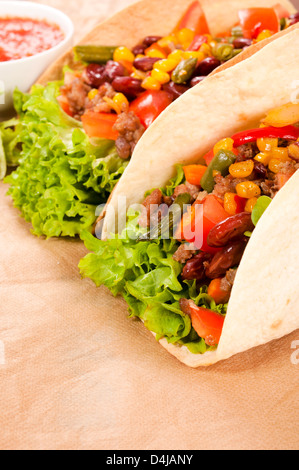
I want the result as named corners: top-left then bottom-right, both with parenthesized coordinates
top-left (0, 0), bottom-right (298, 451)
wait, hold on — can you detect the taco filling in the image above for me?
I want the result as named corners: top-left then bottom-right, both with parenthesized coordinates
top-left (2, 2), bottom-right (297, 237)
top-left (79, 102), bottom-right (299, 354)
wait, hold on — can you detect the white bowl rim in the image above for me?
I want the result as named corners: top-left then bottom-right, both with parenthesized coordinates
top-left (0, 1), bottom-right (74, 68)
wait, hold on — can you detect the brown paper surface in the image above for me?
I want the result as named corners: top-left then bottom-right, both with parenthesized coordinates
top-left (0, 0), bottom-right (298, 451)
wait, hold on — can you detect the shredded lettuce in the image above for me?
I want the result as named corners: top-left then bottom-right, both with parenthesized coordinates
top-left (4, 84), bottom-right (128, 237)
top-left (79, 208), bottom-right (227, 354)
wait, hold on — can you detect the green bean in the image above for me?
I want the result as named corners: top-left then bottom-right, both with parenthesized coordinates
top-left (231, 26), bottom-right (244, 38)
top-left (212, 43), bottom-right (234, 62)
top-left (74, 45), bottom-right (118, 64)
top-left (171, 58), bottom-right (198, 85)
top-left (138, 193), bottom-right (191, 241)
top-left (232, 48), bottom-right (243, 58)
top-left (201, 150), bottom-right (237, 193)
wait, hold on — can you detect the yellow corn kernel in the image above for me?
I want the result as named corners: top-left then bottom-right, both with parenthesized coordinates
top-left (229, 159), bottom-right (254, 179)
top-left (151, 68), bottom-right (170, 85)
top-left (142, 76), bottom-right (161, 90)
top-left (224, 192), bottom-right (238, 216)
top-left (209, 40), bottom-right (218, 50)
top-left (145, 47), bottom-right (167, 59)
top-left (113, 46), bottom-right (135, 63)
top-left (113, 93), bottom-right (129, 114)
top-left (131, 66), bottom-right (147, 80)
top-left (257, 137), bottom-right (278, 152)
top-left (157, 35), bottom-right (177, 49)
top-left (213, 137), bottom-right (234, 156)
top-left (155, 58), bottom-right (178, 73)
top-left (245, 197), bottom-right (258, 213)
top-left (271, 147), bottom-right (290, 162)
top-left (236, 181), bottom-right (261, 199)
top-left (204, 34), bottom-right (213, 43)
top-left (88, 89), bottom-right (99, 101)
top-left (254, 152), bottom-right (272, 166)
top-left (167, 50), bottom-right (184, 65)
top-left (183, 51), bottom-right (205, 61)
top-left (256, 30), bottom-right (273, 42)
top-left (268, 158), bottom-right (282, 174)
top-left (176, 28), bottom-right (195, 47)
top-left (213, 170), bottom-right (221, 178)
top-left (200, 43), bottom-right (212, 57)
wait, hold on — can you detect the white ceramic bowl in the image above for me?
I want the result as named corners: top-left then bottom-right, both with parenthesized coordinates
top-left (0, 1), bottom-right (74, 118)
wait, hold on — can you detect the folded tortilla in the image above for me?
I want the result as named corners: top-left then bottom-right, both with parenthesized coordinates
top-left (102, 26), bottom-right (299, 367)
top-left (37, 0), bottom-right (296, 85)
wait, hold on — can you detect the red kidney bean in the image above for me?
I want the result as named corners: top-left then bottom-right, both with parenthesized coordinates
top-left (194, 57), bottom-right (221, 77)
top-left (190, 76), bottom-right (205, 87)
top-left (104, 60), bottom-right (126, 81)
top-left (85, 63), bottom-right (107, 88)
top-left (132, 44), bottom-right (147, 55)
top-left (205, 238), bottom-right (248, 279)
top-left (253, 161), bottom-right (267, 179)
top-left (207, 213), bottom-right (254, 248)
top-left (163, 81), bottom-right (189, 99)
top-left (290, 12), bottom-right (299, 25)
top-left (143, 36), bottom-right (163, 47)
top-left (111, 76), bottom-right (143, 99)
top-left (133, 57), bottom-right (160, 72)
top-left (182, 252), bottom-right (212, 281)
top-left (233, 38), bottom-right (253, 49)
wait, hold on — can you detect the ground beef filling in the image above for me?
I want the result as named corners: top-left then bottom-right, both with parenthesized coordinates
top-left (114, 111), bottom-right (145, 160)
top-left (60, 76), bottom-right (91, 120)
top-left (60, 74), bottom-right (145, 160)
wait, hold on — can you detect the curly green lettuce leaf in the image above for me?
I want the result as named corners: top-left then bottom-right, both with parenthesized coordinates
top-left (4, 84), bottom-right (127, 237)
top-left (0, 118), bottom-right (21, 179)
top-left (251, 195), bottom-right (272, 226)
top-left (79, 210), bottom-right (227, 353)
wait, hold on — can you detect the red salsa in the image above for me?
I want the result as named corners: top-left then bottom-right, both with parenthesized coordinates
top-left (0, 17), bottom-right (65, 62)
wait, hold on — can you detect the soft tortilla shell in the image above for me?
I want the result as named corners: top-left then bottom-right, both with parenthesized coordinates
top-left (37, 0), bottom-right (296, 84)
top-left (103, 26), bottom-right (299, 237)
top-left (103, 27), bottom-right (299, 367)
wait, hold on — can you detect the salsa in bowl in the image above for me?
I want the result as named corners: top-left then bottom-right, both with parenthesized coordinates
top-left (0, 1), bottom-right (74, 117)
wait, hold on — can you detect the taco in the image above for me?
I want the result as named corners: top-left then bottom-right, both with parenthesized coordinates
top-left (79, 27), bottom-right (299, 367)
top-left (2, 0), bottom-right (297, 238)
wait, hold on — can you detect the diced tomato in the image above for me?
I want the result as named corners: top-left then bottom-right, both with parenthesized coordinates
top-left (177, 195), bottom-right (230, 254)
top-left (81, 111), bottom-right (118, 140)
top-left (276, 172), bottom-right (293, 190)
top-left (118, 59), bottom-right (134, 74)
top-left (238, 8), bottom-right (280, 39)
top-left (57, 95), bottom-right (73, 117)
top-left (130, 90), bottom-right (173, 128)
top-left (185, 300), bottom-right (225, 346)
top-left (234, 195), bottom-right (247, 213)
top-left (173, 1), bottom-right (210, 35)
top-left (216, 30), bottom-right (233, 38)
top-left (203, 148), bottom-right (215, 166)
top-left (183, 164), bottom-right (207, 186)
top-left (207, 278), bottom-right (230, 305)
top-left (144, 43), bottom-right (167, 59)
top-left (273, 3), bottom-right (290, 19)
top-left (188, 34), bottom-right (208, 51)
